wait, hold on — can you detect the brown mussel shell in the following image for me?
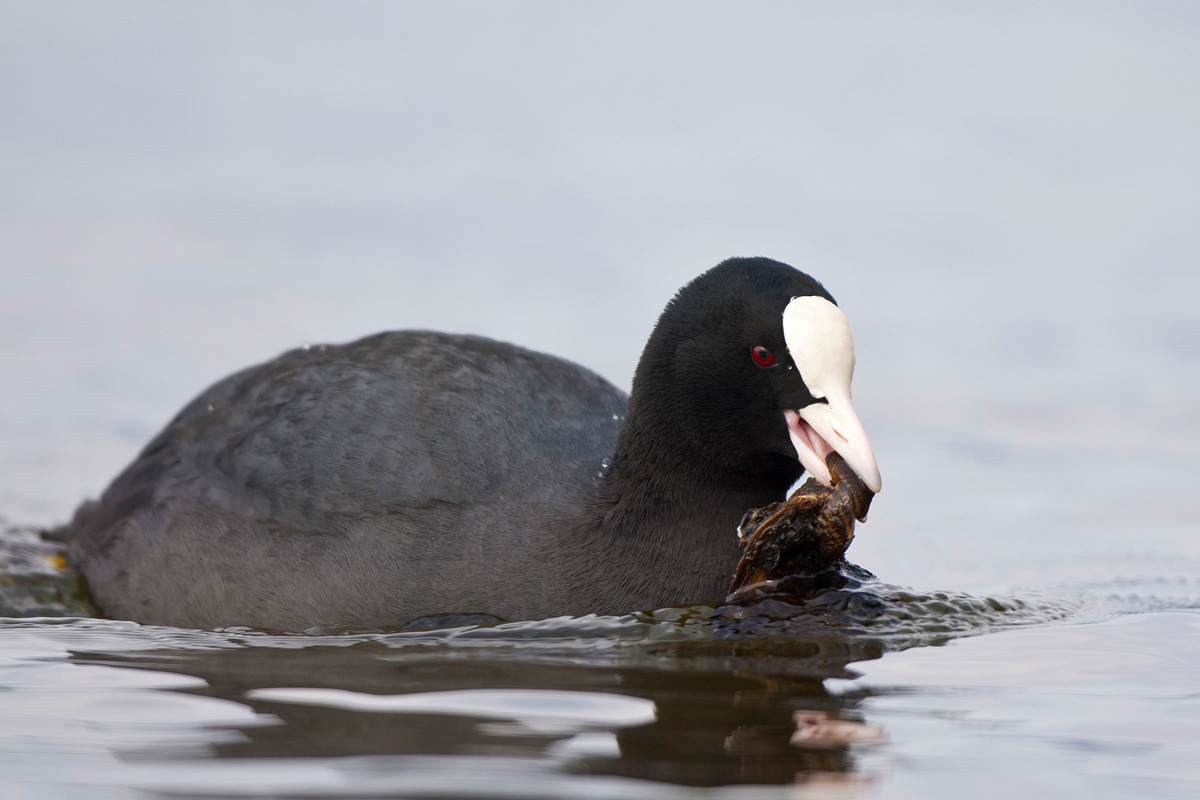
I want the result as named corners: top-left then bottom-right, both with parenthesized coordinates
top-left (728, 452), bottom-right (875, 596)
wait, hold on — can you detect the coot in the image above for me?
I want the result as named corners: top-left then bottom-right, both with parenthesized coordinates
top-left (63, 257), bottom-right (881, 629)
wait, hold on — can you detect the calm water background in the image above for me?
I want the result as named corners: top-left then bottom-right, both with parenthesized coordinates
top-left (2, 2), bottom-right (1199, 798)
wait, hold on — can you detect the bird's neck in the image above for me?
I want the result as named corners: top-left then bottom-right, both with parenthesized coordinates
top-left (558, 399), bottom-right (794, 613)
top-left (562, 465), bottom-right (783, 613)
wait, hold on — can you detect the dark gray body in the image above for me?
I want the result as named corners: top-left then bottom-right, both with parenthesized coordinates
top-left (63, 259), bottom-right (834, 630)
top-left (66, 332), bottom-right (652, 629)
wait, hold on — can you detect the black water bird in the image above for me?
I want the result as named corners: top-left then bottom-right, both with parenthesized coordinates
top-left (62, 257), bottom-right (881, 629)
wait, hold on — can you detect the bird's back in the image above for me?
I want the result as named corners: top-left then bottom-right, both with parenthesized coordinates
top-left (65, 331), bottom-right (628, 629)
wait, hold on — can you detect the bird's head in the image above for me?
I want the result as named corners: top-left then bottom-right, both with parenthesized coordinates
top-left (629, 257), bottom-right (881, 495)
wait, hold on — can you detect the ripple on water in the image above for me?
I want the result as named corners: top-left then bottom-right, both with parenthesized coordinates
top-left (0, 525), bottom-right (98, 619)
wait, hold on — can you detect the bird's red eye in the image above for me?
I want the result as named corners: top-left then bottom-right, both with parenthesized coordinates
top-left (751, 346), bottom-right (775, 367)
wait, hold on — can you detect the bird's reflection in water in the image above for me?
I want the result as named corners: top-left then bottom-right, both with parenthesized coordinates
top-left (60, 614), bottom-right (903, 788)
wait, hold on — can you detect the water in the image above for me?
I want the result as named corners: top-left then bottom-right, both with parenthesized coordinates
top-left (0, 561), bottom-right (1102, 799)
top-left (1, 559), bottom-right (1195, 798)
top-left (3, 2), bottom-right (1199, 798)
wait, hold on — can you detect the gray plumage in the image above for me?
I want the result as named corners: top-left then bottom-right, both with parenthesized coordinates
top-left (63, 258), bottom-right (834, 630)
top-left (67, 332), bottom-right (635, 628)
